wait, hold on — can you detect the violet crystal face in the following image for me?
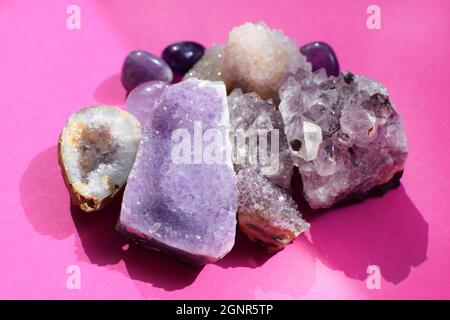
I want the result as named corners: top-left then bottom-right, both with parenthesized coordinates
top-left (118, 78), bottom-right (238, 266)
top-left (279, 68), bottom-right (408, 209)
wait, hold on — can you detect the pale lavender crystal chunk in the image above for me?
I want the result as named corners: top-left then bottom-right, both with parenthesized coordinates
top-left (279, 68), bottom-right (408, 209)
top-left (118, 79), bottom-right (238, 265)
top-left (126, 81), bottom-right (168, 126)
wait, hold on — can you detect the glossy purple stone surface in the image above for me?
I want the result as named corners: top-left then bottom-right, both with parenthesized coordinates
top-left (118, 79), bottom-right (238, 266)
top-left (300, 42), bottom-right (340, 77)
top-left (126, 81), bottom-right (168, 126)
top-left (162, 41), bottom-right (205, 75)
top-left (121, 50), bottom-right (173, 92)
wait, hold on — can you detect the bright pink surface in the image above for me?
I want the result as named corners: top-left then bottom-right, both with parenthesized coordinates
top-left (1, 0), bottom-right (449, 299)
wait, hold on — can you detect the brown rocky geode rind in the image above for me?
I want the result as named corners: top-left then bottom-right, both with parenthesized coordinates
top-left (57, 134), bottom-right (122, 212)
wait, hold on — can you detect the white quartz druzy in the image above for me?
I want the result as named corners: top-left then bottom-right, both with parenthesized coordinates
top-left (224, 21), bottom-right (311, 101)
top-left (184, 44), bottom-right (229, 88)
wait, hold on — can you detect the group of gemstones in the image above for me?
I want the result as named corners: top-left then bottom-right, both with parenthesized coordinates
top-left (58, 21), bottom-right (408, 265)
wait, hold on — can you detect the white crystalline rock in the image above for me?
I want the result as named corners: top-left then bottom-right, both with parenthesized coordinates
top-left (224, 21), bottom-right (311, 101)
top-left (279, 68), bottom-right (408, 209)
top-left (228, 89), bottom-right (309, 251)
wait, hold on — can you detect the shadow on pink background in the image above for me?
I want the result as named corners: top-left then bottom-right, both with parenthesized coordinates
top-left (1, 0), bottom-right (449, 299)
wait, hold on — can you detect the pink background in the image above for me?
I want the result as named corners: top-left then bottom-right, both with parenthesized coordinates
top-left (1, 0), bottom-right (449, 299)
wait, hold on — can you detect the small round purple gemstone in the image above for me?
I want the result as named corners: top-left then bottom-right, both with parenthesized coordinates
top-left (121, 50), bottom-right (173, 92)
top-left (300, 42), bottom-right (340, 77)
top-left (126, 81), bottom-right (168, 126)
top-left (162, 41), bottom-right (205, 75)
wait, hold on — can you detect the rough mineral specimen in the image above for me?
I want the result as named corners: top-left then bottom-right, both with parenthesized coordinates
top-left (58, 106), bottom-right (141, 212)
top-left (228, 89), bottom-right (309, 251)
top-left (184, 44), bottom-right (230, 88)
top-left (279, 68), bottom-right (408, 209)
top-left (118, 79), bottom-right (238, 265)
top-left (237, 168), bottom-right (310, 252)
top-left (126, 80), bottom-right (168, 126)
top-left (300, 41), bottom-right (340, 77)
top-left (228, 89), bottom-right (292, 190)
top-left (224, 21), bottom-right (311, 101)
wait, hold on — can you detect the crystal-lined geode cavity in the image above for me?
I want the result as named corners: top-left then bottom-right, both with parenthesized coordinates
top-left (224, 21), bottom-right (311, 101)
top-left (228, 89), bottom-right (309, 251)
top-left (118, 79), bottom-right (238, 265)
top-left (58, 106), bottom-right (141, 212)
top-left (279, 68), bottom-right (408, 209)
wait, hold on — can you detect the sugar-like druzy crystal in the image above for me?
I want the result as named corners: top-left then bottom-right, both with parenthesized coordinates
top-left (224, 21), bottom-right (311, 101)
top-left (237, 168), bottom-right (310, 252)
top-left (184, 44), bottom-right (230, 88)
top-left (126, 81), bottom-right (168, 126)
top-left (228, 89), bottom-right (309, 250)
top-left (228, 89), bottom-right (292, 190)
top-left (279, 68), bottom-right (408, 209)
top-left (118, 79), bottom-right (238, 265)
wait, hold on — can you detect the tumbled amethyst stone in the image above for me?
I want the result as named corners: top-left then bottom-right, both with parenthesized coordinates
top-left (126, 81), bottom-right (168, 126)
top-left (162, 41), bottom-right (205, 75)
top-left (118, 78), bottom-right (238, 266)
top-left (121, 50), bottom-right (173, 92)
top-left (300, 42), bottom-right (340, 77)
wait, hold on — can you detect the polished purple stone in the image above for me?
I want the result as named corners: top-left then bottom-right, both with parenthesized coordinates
top-left (300, 42), bottom-right (340, 77)
top-left (162, 42), bottom-right (205, 75)
top-left (126, 81), bottom-right (168, 126)
top-left (121, 50), bottom-right (173, 92)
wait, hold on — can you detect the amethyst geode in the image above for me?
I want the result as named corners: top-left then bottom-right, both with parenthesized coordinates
top-left (118, 79), bottom-right (238, 265)
top-left (279, 68), bottom-right (408, 209)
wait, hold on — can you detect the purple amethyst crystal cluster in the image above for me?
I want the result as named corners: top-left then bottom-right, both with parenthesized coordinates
top-left (59, 20), bottom-right (409, 266)
top-left (118, 79), bottom-right (238, 265)
top-left (279, 69), bottom-right (408, 208)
